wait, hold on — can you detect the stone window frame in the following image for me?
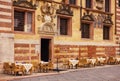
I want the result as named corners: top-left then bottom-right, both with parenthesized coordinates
top-left (81, 21), bottom-right (94, 39)
top-left (57, 15), bottom-right (72, 36)
top-left (103, 25), bottom-right (111, 40)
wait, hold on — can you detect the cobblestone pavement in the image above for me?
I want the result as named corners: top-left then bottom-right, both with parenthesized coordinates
top-left (8, 65), bottom-right (120, 81)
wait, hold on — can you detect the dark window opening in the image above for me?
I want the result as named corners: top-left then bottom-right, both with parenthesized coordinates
top-left (103, 26), bottom-right (110, 40)
top-left (86, 0), bottom-right (92, 8)
top-left (14, 11), bottom-right (25, 31)
top-left (60, 18), bottom-right (68, 35)
top-left (69, 0), bottom-right (76, 5)
top-left (105, 0), bottom-right (110, 12)
top-left (81, 23), bottom-right (90, 38)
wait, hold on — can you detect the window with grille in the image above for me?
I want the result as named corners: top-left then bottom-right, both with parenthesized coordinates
top-left (58, 16), bottom-right (72, 36)
top-left (14, 11), bottom-right (24, 31)
top-left (105, 0), bottom-right (110, 12)
top-left (103, 26), bottom-right (110, 40)
top-left (60, 18), bottom-right (68, 35)
top-left (81, 23), bottom-right (90, 38)
top-left (69, 0), bottom-right (76, 5)
top-left (86, 0), bottom-right (92, 8)
top-left (14, 10), bottom-right (34, 33)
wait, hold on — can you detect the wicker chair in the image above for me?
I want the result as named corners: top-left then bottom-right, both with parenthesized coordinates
top-left (31, 62), bottom-right (39, 72)
top-left (3, 62), bottom-right (12, 74)
top-left (11, 63), bottom-right (25, 76)
top-left (78, 58), bottom-right (90, 67)
top-left (107, 57), bottom-right (116, 64)
top-left (39, 62), bottom-right (49, 72)
top-left (47, 61), bottom-right (53, 71)
top-left (62, 60), bottom-right (69, 69)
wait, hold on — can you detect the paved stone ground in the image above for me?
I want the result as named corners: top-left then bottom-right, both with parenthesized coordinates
top-left (8, 65), bottom-right (120, 81)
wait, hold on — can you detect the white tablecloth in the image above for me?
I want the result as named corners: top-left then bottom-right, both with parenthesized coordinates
top-left (87, 59), bottom-right (96, 65)
top-left (16, 63), bottom-right (33, 72)
top-left (97, 57), bottom-right (106, 63)
top-left (69, 59), bottom-right (79, 67)
top-left (41, 61), bottom-right (49, 64)
top-left (116, 57), bottom-right (120, 62)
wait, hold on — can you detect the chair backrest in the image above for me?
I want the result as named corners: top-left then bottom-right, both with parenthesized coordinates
top-left (79, 58), bottom-right (87, 64)
top-left (3, 62), bottom-right (10, 69)
top-left (82, 58), bottom-right (88, 64)
top-left (31, 62), bottom-right (39, 67)
top-left (48, 61), bottom-right (53, 68)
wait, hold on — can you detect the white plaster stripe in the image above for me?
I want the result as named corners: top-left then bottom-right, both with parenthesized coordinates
top-left (116, 52), bottom-right (120, 55)
top-left (116, 13), bottom-right (120, 16)
top-left (116, 31), bottom-right (120, 34)
top-left (116, 27), bottom-right (120, 30)
top-left (0, 11), bottom-right (11, 16)
top-left (0, 33), bottom-right (14, 38)
top-left (0, 18), bottom-right (11, 23)
top-left (116, 20), bottom-right (120, 22)
top-left (0, 4), bottom-right (11, 9)
top-left (116, 24), bottom-right (120, 26)
top-left (116, 48), bottom-right (120, 50)
top-left (96, 53), bottom-right (105, 54)
top-left (0, 0), bottom-right (11, 3)
top-left (117, 9), bottom-right (120, 12)
top-left (15, 40), bottom-right (40, 44)
top-left (0, 27), bottom-right (11, 31)
top-left (54, 41), bottom-right (117, 46)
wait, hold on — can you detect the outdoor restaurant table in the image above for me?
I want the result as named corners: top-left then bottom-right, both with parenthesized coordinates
top-left (41, 61), bottom-right (49, 64)
top-left (97, 57), bottom-right (106, 63)
top-left (16, 63), bottom-right (33, 72)
top-left (115, 57), bottom-right (120, 62)
top-left (69, 59), bottom-right (79, 67)
top-left (87, 58), bottom-right (96, 65)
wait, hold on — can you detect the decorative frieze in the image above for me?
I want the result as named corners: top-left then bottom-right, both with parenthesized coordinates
top-left (13, 0), bottom-right (37, 9)
top-left (56, 2), bottom-right (73, 16)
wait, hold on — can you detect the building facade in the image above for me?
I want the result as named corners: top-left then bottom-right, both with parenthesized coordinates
top-left (0, 0), bottom-right (117, 72)
top-left (116, 0), bottom-right (120, 55)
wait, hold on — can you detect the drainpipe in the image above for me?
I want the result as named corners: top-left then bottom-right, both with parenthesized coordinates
top-left (115, 0), bottom-right (116, 35)
top-left (80, 0), bottom-right (82, 31)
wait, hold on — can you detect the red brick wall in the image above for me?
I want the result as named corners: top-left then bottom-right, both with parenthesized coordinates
top-left (14, 43), bottom-right (39, 63)
top-left (54, 45), bottom-right (116, 63)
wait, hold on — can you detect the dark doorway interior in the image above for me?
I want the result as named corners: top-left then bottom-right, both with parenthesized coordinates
top-left (41, 38), bottom-right (50, 62)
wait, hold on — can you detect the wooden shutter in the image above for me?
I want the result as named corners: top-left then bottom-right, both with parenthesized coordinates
top-left (69, 0), bottom-right (76, 5)
top-left (103, 26), bottom-right (110, 40)
top-left (105, 0), bottom-right (110, 12)
top-left (60, 18), bottom-right (68, 35)
top-left (86, 0), bottom-right (91, 8)
top-left (14, 11), bottom-right (25, 31)
top-left (82, 23), bottom-right (90, 38)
